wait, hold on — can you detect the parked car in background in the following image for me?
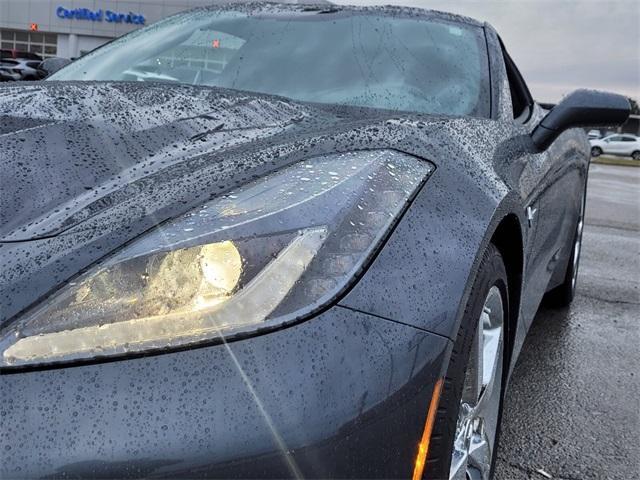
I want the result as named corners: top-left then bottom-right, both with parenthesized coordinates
top-left (0, 67), bottom-right (19, 81)
top-left (590, 133), bottom-right (640, 159)
top-left (36, 57), bottom-right (72, 79)
top-left (0, 50), bottom-right (20, 81)
top-left (587, 129), bottom-right (601, 139)
top-left (0, 50), bottom-right (43, 81)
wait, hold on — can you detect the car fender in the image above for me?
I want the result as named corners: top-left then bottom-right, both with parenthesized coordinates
top-left (339, 149), bottom-right (528, 343)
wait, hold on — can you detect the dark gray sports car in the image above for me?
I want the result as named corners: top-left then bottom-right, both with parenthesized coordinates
top-left (0, 3), bottom-right (629, 479)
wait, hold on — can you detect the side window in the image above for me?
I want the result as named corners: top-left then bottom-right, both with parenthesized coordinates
top-left (499, 39), bottom-right (533, 122)
top-left (608, 136), bottom-right (621, 142)
top-left (622, 136), bottom-right (636, 142)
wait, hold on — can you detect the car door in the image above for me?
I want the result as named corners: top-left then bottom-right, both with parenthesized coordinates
top-left (604, 135), bottom-right (624, 154)
top-left (495, 37), bottom-right (586, 329)
top-left (492, 40), bottom-right (550, 327)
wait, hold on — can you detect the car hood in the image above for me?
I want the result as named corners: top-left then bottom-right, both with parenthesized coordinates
top-left (0, 81), bottom-right (331, 241)
top-left (0, 81), bottom-right (486, 325)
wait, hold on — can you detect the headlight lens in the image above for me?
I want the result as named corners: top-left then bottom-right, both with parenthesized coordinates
top-left (0, 150), bottom-right (433, 367)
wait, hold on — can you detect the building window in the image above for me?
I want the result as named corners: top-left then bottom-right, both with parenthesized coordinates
top-left (0, 29), bottom-right (57, 58)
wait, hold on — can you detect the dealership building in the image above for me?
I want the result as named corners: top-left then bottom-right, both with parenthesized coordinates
top-left (0, 0), bottom-right (272, 59)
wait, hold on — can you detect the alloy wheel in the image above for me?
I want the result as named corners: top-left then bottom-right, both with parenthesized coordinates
top-left (449, 286), bottom-right (505, 480)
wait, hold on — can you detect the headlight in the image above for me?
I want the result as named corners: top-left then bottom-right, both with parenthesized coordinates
top-left (0, 150), bottom-right (433, 367)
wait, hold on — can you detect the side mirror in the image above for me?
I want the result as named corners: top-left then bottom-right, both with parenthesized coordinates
top-left (38, 57), bottom-right (72, 78)
top-left (531, 89), bottom-right (630, 151)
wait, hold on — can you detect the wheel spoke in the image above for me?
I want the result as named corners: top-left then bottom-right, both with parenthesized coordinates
top-left (467, 427), bottom-right (491, 479)
top-left (468, 430), bottom-right (490, 466)
top-left (449, 448), bottom-right (469, 480)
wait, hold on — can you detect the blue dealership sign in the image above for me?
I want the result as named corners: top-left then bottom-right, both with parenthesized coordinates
top-left (56, 6), bottom-right (145, 25)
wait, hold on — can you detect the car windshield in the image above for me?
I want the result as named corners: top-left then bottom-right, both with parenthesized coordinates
top-left (51, 9), bottom-right (490, 117)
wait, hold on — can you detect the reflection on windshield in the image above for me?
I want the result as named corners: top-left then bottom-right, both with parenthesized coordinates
top-left (52, 9), bottom-right (490, 117)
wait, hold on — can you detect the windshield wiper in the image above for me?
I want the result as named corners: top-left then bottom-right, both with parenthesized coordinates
top-left (189, 123), bottom-right (225, 142)
top-left (302, 6), bottom-right (341, 14)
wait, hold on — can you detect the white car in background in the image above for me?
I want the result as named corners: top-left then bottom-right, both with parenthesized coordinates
top-left (590, 134), bottom-right (640, 160)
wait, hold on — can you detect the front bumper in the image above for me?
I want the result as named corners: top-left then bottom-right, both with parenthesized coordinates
top-left (1, 306), bottom-right (450, 478)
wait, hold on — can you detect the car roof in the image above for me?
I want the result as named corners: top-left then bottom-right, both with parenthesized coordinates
top-left (191, 2), bottom-right (485, 28)
top-left (605, 133), bottom-right (637, 138)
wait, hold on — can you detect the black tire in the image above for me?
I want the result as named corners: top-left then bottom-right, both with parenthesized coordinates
top-left (632, 151), bottom-right (640, 161)
top-left (590, 146), bottom-right (602, 157)
top-left (426, 243), bottom-right (509, 479)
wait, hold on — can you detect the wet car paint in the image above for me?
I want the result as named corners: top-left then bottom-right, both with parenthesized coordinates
top-left (1, 307), bottom-right (450, 478)
top-left (0, 4), bottom-right (589, 478)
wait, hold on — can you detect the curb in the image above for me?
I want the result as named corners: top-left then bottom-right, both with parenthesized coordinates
top-left (590, 156), bottom-right (640, 167)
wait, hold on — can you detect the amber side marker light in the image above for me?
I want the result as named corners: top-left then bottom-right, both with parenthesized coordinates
top-left (412, 378), bottom-right (444, 480)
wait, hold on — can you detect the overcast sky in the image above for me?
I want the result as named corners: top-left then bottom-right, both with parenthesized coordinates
top-left (332, 0), bottom-right (639, 103)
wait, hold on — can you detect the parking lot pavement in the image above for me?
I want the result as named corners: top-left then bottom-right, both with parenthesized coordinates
top-left (494, 164), bottom-right (640, 480)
